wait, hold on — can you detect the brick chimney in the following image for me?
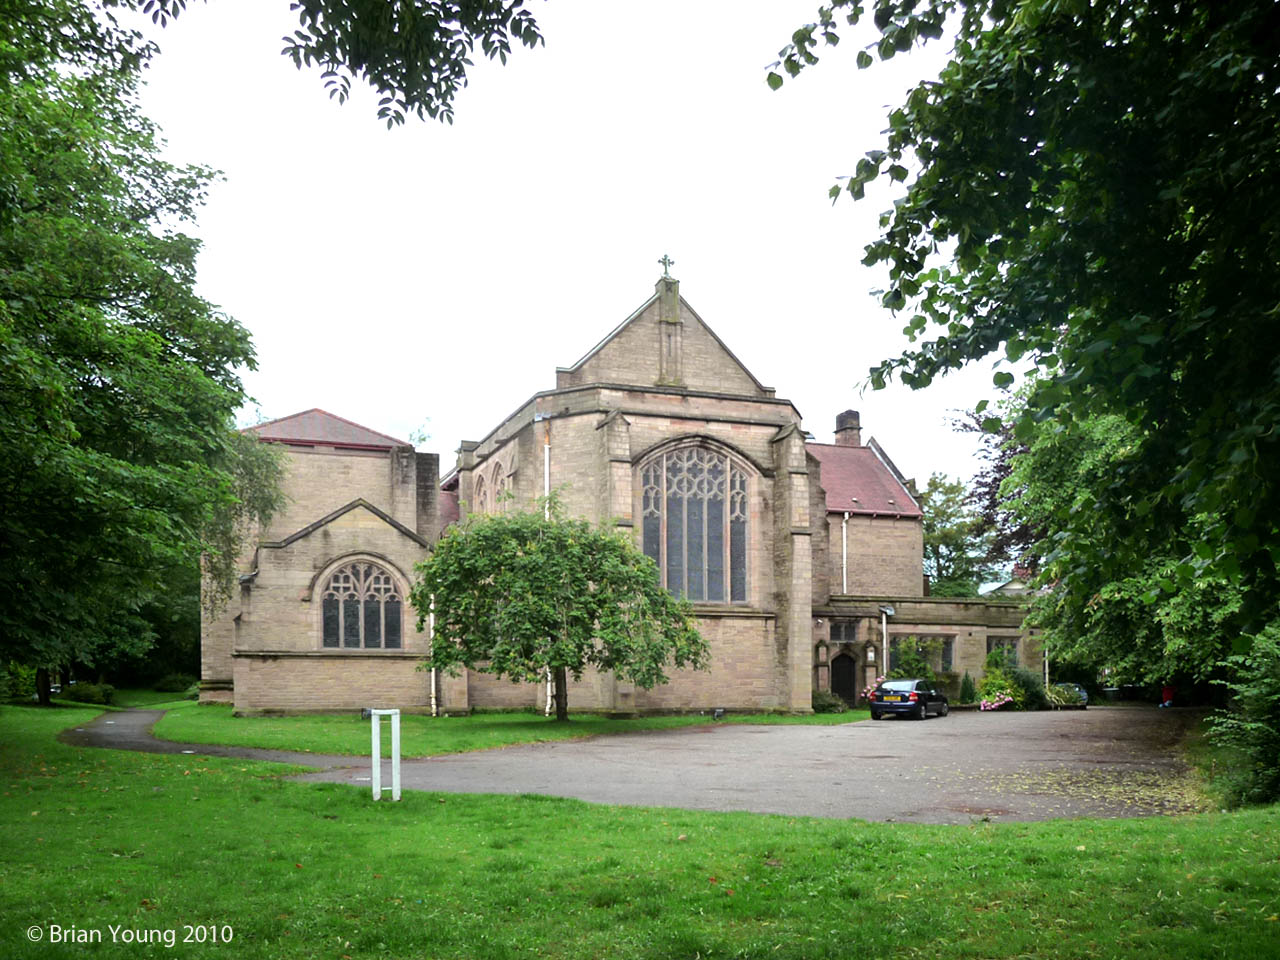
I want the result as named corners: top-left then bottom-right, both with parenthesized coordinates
top-left (834, 410), bottom-right (862, 446)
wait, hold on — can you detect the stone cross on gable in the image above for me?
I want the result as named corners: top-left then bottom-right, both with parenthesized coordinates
top-left (658, 254), bottom-right (675, 279)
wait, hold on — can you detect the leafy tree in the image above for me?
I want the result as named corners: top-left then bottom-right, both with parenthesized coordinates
top-left (134, 0), bottom-right (544, 126)
top-left (771, 0), bottom-right (1280, 630)
top-left (918, 473), bottom-right (997, 597)
top-left (1, 0), bottom-right (283, 702)
top-left (411, 504), bottom-right (708, 721)
top-left (1007, 411), bottom-right (1239, 687)
top-left (1208, 624), bottom-right (1280, 805)
top-left (887, 637), bottom-right (939, 686)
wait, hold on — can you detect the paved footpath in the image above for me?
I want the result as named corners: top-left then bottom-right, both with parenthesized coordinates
top-left (61, 706), bottom-right (1203, 824)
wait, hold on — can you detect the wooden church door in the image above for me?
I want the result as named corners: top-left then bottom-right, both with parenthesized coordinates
top-left (831, 653), bottom-right (858, 704)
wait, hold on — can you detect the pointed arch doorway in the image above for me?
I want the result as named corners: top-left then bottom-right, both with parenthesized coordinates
top-left (831, 652), bottom-right (858, 705)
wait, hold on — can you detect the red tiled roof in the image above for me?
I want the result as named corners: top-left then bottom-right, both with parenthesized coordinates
top-left (245, 409), bottom-right (409, 450)
top-left (805, 442), bottom-right (921, 518)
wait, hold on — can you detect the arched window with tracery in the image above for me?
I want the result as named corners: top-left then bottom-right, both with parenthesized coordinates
top-left (639, 446), bottom-right (749, 603)
top-left (472, 474), bottom-right (488, 514)
top-left (321, 561), bottom-right (403, 649)
top-left (491, 462), bottom-right (507, 511)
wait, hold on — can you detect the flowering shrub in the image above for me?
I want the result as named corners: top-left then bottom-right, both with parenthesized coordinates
top-left (978, 654), bottom-right (1026, 711)
top-left (861, 675), bottom-right (886, 703)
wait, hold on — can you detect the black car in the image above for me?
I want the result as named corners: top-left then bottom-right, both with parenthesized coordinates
top-left (869, 678), bottom-right (949, 720)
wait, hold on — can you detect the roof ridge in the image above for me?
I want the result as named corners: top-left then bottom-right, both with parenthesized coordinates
top-left (246, 409), bottom-right (410, 448)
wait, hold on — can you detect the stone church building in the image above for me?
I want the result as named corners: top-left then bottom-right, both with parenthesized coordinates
top-left (201, 276), bottom-right (1034, 714)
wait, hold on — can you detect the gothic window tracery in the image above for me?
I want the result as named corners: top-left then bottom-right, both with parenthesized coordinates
top-left (321, 561), bottom-right (403, 649)
top-left (640, 446), bottom-right (749, 603)
top-left (473, 475), bottom-right (488, 515)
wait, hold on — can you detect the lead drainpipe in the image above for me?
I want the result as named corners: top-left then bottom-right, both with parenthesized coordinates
top-left (537, 411), bottom-right (553, 714)
top-left (429, 596), bottom-right (437, 717)
top-left (841, 512), bottom-right (849, 594)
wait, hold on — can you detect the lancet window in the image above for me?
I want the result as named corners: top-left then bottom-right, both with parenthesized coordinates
top-left (640, 446), bottom-right (748, 603)
top-left (321, 562), bottom-right (403, 649)
top-left (491, 462), bottom-right (507, 511)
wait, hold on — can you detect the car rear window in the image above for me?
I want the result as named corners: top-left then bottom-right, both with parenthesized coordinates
top-left (881, 680), bottom-right (916, 692)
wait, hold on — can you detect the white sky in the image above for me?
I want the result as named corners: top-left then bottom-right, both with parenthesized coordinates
top-left (133, 0), bottom-right (1008, 487)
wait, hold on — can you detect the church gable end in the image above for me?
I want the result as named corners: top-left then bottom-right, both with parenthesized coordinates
top-left (556, 278), bottom-right (773, 398)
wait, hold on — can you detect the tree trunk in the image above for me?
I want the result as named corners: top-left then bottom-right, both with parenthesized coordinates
top-left (35, 667), bottom-right (51, 707)
top-left (553, 666), bottom-right (569, 722)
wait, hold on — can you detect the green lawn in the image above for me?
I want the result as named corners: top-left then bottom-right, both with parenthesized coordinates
top-left (110, 688), bottom-right (196, 708)
top-left (2, 705), bottom-right (1278, 959)
top-left (152, 701), bottom-right (869, 758)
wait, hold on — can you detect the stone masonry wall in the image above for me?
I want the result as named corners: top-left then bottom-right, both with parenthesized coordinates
top-left (232, 653), bottom-right (432, 714)
top-left (238, 508), bottom-right (427, 655)
top-left (560, 294), bottom-right (765, 397)
top-left (809, 454), bottom-right (832, 606)
top-left (467, 667), bottom-right (609, 712)
top-left (229, 506), bottom-right (430, 712)
top-left (834, 514), bottom-right (924, 597)
top-left (264, 446), bottom-right (416, 541)
top-left (634, 614), bottom-right (781, 710)
top-left (815, 596), bottom-right (1038, 700)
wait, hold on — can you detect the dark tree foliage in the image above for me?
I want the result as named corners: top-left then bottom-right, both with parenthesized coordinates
top-left (771, 0), bottom-right (1280, 629)
top-left (1, 0), bottom-right (282, 699)
top-left (950, 408), bottom-right (1037, 574)
top-left (135, 0), bottom-right (545, 126)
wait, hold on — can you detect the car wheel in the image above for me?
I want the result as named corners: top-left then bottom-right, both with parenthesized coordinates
top-left (939, 702), bottom-right (949, 717)
top-left (870, 710), bottom-right (882, 720)
top-left (916, 703), bottom-right (927, 720)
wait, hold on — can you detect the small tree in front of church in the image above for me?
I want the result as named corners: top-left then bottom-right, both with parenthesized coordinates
top-left (410, 501), bottom-right (708, 721)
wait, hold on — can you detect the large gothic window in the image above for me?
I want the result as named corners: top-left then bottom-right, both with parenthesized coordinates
top-left (640, 447), bottom-right (748, 603)
top-left (321, 562), bottom-right (403, 649)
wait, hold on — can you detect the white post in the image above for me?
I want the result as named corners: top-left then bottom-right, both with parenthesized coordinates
top-left (368, 708), bottom-right (401, 802)
top-left (390, 711), bottom-right (401, 802)
top-left (370, 711), bottom-right (381, 800)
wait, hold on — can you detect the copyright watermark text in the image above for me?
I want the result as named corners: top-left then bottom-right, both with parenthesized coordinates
top-left (26, 924), bottom-right (233, 948)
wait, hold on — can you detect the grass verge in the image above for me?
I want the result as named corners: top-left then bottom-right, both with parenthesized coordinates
top-left (152, 702), bottom-right (869, 758)
top-left (2, 704), bottom-right (1278, 959)
top-left (1181, 710), bottom-right (1256, 811)
top-left (111, 689), bottom-right (197, 709)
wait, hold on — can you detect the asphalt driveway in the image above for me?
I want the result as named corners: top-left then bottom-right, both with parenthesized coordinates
top-left (64, 706), bottom-right (1203, 824)
top-left (300, 706), bottom-right (1202, 823)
